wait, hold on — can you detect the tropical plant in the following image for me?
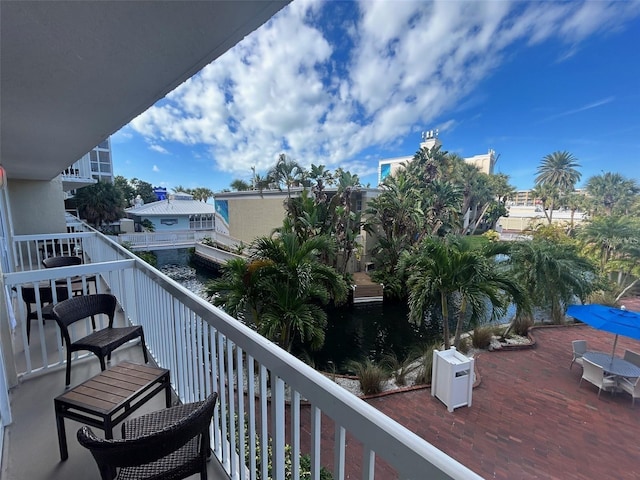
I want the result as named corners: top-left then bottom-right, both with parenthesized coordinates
top-left (585, 172), bottom-right (639, 216)
top-left (191, 187), bottom-right (214, 202)
top-left (535, 151), bottom-right (581, 195)
top-left (230, 179), bottom-right (251, 191)
top-left (577, 215), bottom-right (640, 299)
top-left (534, 151), bottom-right (581, 224)
top-left (269, 153), bottom-right (303, 197)
top-left (399, 236), bottom-right (528, 349)
top-left (507, 238), bottom-right (599, 324)
top-left (207, 233), bottom-right (348, 353)
top-left (73, 181), bottom-right (125, 229)
top-left (381, 352), bottom-right (419, 387)
top-left (348, 359), bottom-right (389, 395)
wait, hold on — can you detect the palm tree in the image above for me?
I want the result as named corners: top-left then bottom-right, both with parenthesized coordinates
top-left (269, 153), bottom-right (302, 198)
top-left (578, 215), bottom-right (639, 272)
top-left (508, 238), bottom-right (598, 324)
top-left (230, 179), bottom-right (250, 191)
top-left (586, 172), bottom-right (639, 216)
top-left (535, 151), bottom-right (581, 194)
top-left (73, 181), bottom-right (125, 230)
top-left (191, 187), bottom-right (214, 202)
top-left (400, 237), bottom-right (527, 349)
top-left (534, 151), bottom-right (581, 224)
top-left (207, 233), bottom-right (348, 353)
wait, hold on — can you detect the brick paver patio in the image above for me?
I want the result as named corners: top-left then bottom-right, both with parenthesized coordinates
top-left (363, 324), bottom-right (640, 479)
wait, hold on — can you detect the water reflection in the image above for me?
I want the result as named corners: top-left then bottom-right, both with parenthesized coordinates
top-left (312, 301), bottom-right (442, 372)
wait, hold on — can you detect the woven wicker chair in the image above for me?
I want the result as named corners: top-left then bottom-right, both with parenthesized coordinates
top-left (52, 294), bottom-right (148, 386)
top-left (20, 285), bottom-right (71, 342)
top-left (77, 392), bottom-right (218, 480)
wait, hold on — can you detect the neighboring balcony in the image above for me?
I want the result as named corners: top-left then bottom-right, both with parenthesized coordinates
top-left (1, 227), bottom-right (479, 480)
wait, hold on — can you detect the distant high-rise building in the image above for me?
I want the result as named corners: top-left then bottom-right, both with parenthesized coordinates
top-left (61, 137), bottom-right (114, 197)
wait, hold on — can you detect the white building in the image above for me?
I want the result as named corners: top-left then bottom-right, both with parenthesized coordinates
top-left (378, 129), bottom-right (497, 184)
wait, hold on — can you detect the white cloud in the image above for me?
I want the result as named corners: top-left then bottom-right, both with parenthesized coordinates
top-left (152, 165), bottom-right (160, 172)
top-left (149, 144), bottom-right (169, 154)
top-left (127, 0), bottom-right (640, 179)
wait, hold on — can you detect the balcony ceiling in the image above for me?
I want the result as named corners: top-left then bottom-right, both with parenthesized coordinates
top-left (0, 1), bottom-right (289, 182)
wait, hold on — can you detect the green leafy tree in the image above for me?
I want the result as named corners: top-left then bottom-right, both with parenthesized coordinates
top-left (74, 181), bottom-right (125, 229)
top-left (114, 175), bottom-right (136, 207)
top-left (130, 178), bottom-right (157, 203)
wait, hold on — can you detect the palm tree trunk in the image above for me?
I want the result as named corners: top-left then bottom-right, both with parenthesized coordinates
top-left (453, 297), bottom-right (467, 348)
top-left (441, 291), bottom-right (450, 349)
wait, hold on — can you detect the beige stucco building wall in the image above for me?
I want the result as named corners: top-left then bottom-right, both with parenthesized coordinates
top-left (8, 177), bottom-right (66, 235)
top-left (225, 193), bottom-right (288, 244)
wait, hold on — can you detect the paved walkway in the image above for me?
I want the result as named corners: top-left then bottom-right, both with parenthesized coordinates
top-left (363, 324), bottom-right (640, 479)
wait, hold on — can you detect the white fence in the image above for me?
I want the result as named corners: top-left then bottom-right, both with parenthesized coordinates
top-left (3, 230), bottom-right (480, 480)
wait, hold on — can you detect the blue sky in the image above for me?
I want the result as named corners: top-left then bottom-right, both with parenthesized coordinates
top-left (111, 0), bottom-right (640, 193)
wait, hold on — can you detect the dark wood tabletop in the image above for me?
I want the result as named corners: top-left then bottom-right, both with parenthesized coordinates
top-left (55, 361), bottom-right (171, 461)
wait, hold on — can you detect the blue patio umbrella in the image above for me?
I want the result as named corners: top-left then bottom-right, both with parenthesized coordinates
top-left (566, 304), bottom-right (640, 358)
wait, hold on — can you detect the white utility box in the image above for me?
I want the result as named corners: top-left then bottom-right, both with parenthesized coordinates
top-left (431, 347), bottom-right (474, 412)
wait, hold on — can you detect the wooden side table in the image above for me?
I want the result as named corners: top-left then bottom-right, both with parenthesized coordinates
top-left (54, 361), bottom-right (171, 461)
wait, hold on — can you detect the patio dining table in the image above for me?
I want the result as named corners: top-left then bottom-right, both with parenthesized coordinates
top-left (582, 351), bottom-right (640, 378)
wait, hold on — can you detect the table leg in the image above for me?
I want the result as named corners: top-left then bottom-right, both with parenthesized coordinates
top-left (54, 403), bottom-right (68, 461)
top-left (104, 417), bottom-right (114, 440)
top-left (164, 373), bottom-right (172, 407)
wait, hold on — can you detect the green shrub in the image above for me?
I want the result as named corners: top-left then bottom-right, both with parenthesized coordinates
top-left (412, 343), bottom-right (437, 385)
top-left (382, 352), bottom-right (418, 387)
top-left (457, 336), bottom-right (471, 354)
top-left (136, 250), bottom-right (157, 267)
top-left (348, 359), bottom-right (389, 395)
top-left (470, 326), bottom-right (493, 349)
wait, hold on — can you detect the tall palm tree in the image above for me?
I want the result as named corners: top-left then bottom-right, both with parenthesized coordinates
top-left (535, 151), bottom-right (581, 194)
top-left (269, 153), bottom-right (302, 198)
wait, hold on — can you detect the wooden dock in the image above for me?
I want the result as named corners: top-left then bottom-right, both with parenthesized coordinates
top-left (352, 272), bottom-right (383, 303)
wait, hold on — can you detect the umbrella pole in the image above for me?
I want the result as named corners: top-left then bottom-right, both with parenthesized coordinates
top-left (611, 334), bottom-right (619, 359)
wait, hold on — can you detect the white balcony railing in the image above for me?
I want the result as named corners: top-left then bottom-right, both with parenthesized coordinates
top-left (3, 228), bottom-right (481, 479)
top-left (118, 229), bottom-right (242, 251)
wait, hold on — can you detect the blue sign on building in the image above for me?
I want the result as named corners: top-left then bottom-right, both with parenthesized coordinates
top-left (153, 187), bottom-right (167, 201)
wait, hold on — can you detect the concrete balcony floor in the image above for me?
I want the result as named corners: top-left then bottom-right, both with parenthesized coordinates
top-left (1, 345), bottom-right (229, 480)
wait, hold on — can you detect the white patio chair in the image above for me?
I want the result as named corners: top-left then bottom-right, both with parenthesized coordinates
top-left (618, 376), bottom-right (640, 406)
top-left (570, 340), bottom-right (587, 370)
top-left (623, 349), bottom-right (640, 369)
top-left (579, 358), bottom-right (617, 398)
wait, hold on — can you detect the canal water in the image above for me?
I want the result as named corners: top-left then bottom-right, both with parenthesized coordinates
top-left (161, 256), bottom-right (511, 372)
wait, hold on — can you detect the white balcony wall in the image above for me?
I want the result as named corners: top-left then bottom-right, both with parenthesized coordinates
top-left (8, 179), bottom-right (67, 235)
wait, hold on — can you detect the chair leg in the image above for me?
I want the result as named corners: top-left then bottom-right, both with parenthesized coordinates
top-left (66, 351), bottom-right (72, 387)
top-left (98, 355), bottom-right (107, 371)
top-left (140, 331), bottom-right (149, 364)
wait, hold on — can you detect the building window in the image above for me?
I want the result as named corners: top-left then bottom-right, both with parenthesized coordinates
top-left (189, 214), bottom-right (213, 230)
